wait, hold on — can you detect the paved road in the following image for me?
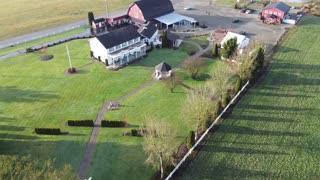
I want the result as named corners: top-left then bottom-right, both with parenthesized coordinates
top-left (0, 31), bottom-right (93, 61)
top-left (0, 9), bottom-right (127, 49)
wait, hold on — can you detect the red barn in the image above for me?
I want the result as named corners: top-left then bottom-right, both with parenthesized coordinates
top-left (262, 2), bottom-right (291, 23)
top-left (127, 0), bottom-right (174, 24)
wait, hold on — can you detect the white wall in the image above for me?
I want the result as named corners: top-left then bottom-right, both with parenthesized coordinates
top-left (89, 38), bottom-right (109, 63)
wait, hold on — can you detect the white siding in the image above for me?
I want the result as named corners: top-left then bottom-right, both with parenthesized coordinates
top-left (89, 38), bottom-right (109, 63)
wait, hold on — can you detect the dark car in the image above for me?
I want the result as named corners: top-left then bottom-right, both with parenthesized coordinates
top-left (240, 9), bottom-right (246, 13)
top-left (232, 19), bottom-right (240, 23)
top-left (239, 31), bottom-right (246, 35)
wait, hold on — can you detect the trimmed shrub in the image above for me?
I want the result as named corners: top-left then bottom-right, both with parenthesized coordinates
top-left (67, 120), bottom-right (94, 127)
top-left (187, 131), bottom-right (195, 149)
top-left (26, 48), bottom-right (34, 53)
top-left (101, 120), bottom-right (128, 127)
top-left (234, 78), bottom-right (242, 94)
top-left (221, 92), bottom-right (230, 108)
top-left (213, 101), bottom-right (222, 119)
top-left (35, 128), bottom-right (61, 135)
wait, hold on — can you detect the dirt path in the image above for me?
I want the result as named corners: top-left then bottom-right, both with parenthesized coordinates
top-left (78, 41), bottom-right (212, 179)
top-left (78, 100), bottom-right (112, 179)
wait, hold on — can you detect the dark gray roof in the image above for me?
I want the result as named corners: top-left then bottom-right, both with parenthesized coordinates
top-left (93, 18), bottom-right (105, 23)
top-left (155, 62), bottom-right (172, 72)
top-left (134, 0), bottom-right (174, 20)
top-left (167, 31), bottom-right (180, 41)
top-left (140, 23), bottom-right (158, 39)
top-left (96, 25), bottom-right (141, 49)
top-left (264, 2), bottom-right (290, 13)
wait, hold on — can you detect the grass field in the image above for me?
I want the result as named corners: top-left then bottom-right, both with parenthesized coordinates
top-left (0, 0), bottom-right (135, 40)
top-left (0, 27), bottom-right (87, 56)
top-left (175, 16), bottom-right (320, 179)
top-left (185, 36), bottom-right (209, 48)
top-left (0, 39), bottom-right (197, 178)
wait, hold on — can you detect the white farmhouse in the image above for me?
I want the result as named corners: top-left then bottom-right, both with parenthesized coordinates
top-left (89, 25), bottom-right (147, 67)
top-left (139, 22), bottom-right (162, 47)
top-left (221, 32), bottom-right (250, 50)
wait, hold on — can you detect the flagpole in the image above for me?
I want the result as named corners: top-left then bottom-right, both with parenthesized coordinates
top-left (66, 45), bottom-right (73, 69)
top-left (105, 0), bottom-right (109, 18)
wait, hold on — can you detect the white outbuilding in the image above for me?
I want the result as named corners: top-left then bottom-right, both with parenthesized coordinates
top-left (221, 32), bottom-right (250, 49)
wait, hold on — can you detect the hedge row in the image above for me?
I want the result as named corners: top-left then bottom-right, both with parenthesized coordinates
top-left (131, 129), bottom-right (146, 137)
top-left (35, 128), bottom-right (61, 135)
top-left (67, 120), bottom-right (94, 127)
top-left (25, 35), bottom-right (94, 53)
top-left (101, 120), bottom-right (128, 127)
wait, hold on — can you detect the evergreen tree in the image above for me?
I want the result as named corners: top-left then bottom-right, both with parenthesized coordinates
top-left (212, 43), bottom-right (219, 58)
top-left (162, 31), bottom-right (168, 48)
top-left (221, 37), bottom-right (237, 59)
top-left (187, 131), bottom-right (195, 149)
top-left (88, 11), bottom-right (95, 26)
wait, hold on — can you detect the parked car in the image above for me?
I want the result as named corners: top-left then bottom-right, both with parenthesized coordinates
top-left (232, 19), bottom-right (240, 23)
top-left (239, 31), bottom-right (246, 35)
top-left (240, 9), bottom-right (246, 13)
top-left (184, 7), bottom-right (192, 10)
top-left (245, 10), bottom-right (252, 14)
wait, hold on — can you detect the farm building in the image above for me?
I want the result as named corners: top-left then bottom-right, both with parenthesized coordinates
top-left (139, 22), bottom-right (162, 47)
top-left (127, 0), bottom-right (197, 29)
top-left (92, 18), bottom-right (107, 33)
top-left (155, 62), bottom-right (172, 79)
top-left (89, 25), bottom-right (147, 67)
top-left (167, 31), bottom-right (182, 48)
top-left (262, 2), bottom-right (291, 23)
top-left (221, 32), bottom-right (250, 50)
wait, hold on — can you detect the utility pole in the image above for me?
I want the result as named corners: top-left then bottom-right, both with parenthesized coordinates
top-left (66, 45), bottom-right (73, 70)
top-left (105, 0), bottom-right (109, 18)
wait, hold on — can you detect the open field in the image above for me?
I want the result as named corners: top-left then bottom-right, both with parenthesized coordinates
top-left (0, 39), bottom-right (204, 178)
top-left (0, 0), bottom-right (134, 40)
top-left (0, 27), bottom-right (87, 56)
top-left (0, 39), bottom-right (153, 172)
top-left (175, 16), bottom-right (320, 179)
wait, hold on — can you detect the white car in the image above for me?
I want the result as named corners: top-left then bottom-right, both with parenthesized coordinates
top-left (245, 10), bottom-right (252, 14)
top-left (184, 7), bottom-right (192, 10)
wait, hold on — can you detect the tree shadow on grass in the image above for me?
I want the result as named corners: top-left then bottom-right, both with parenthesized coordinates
top-left (194, 73), bottom-right (211, 81)
top-left (239, 104), bottom-right (314, 112)
top-left (0, 86), bottom-right (59, 103)
top-left (232, 114), bottom-right (296, 123)
top-left (217, 124), bottom-right (308, 137)
top-left (251, 91), bottom-right (313, 98)
top-left (199, 145), bottom-right (288, 155)
top-left (0, 125), bottom-right (25, 131)
top-left (0, 133), bottom-right (39, 140)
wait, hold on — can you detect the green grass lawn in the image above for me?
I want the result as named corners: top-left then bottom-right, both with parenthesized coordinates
top-left (175, 16), bottom-right (320, 179)
top-left (135, 48), bottom-right (188, 68)
top-left (178, 58), bottom-right (232, 88)
top-left (0, 40), bottom-right (194, 178)
top-left (0, 39), bottom-right (153, 172)
top-left (89, 83), bottom-right (190, 179)
top-left (179, 42), bottom-right (200, 55)
top-left (0, 27), bottom-right (87, 56)
top-left (185, 35), bottom-right (209, 48)
top-left (0, 0), bottom-right (135, 40)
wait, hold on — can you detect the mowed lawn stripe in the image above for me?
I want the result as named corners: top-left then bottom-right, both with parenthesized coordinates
top-left (175, 16), bottom-right (320, 179)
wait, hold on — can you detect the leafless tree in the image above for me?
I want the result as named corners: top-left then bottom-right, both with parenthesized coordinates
top-left (143, 118), bottom-right (177, 179)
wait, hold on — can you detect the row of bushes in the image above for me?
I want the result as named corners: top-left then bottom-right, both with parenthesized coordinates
top-left (101, 120), bottom-right (128, 127)
top-left (67, 120), bottom-right (94, 127)
top-left (26, 35), bottom-right (94, 53)
top-left (34, 128), bottom-right (61, 135)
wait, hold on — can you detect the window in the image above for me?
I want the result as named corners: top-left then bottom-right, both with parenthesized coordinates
top-left (122, 42), bottom-right (127, 47)
top-left (134, 38), bottom-right (139, 43)
top-left (116, 45), bottom-right (121, 49)
top-left (109, 47), bottom-right (114, 52)
top-left (128, 39), bottom-right (133, 45)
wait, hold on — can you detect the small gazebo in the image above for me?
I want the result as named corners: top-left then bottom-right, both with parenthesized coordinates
top-left (155, 62), bottom-right (172, 80)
